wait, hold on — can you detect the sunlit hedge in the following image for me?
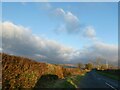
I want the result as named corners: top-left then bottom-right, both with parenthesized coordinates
top-left (2, 53), bottom-right (83, 89)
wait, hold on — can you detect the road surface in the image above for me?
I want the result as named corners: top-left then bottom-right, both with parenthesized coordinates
top-left (79, 70), bottom-right (120, 90)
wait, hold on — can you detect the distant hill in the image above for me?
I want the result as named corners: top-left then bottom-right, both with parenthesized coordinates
top-left (2, 53), bottom-right (83, 89)
top-left (59, 64), bottom-right (77, 68)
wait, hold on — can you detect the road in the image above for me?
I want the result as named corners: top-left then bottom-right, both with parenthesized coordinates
top-left (79, 70), bottom-right (120, 90)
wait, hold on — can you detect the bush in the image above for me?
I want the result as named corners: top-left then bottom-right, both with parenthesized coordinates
top-left (2, 53), bottom-right (62, 89)
top-left (85, 63), bottom-right (93, 70)
top-left (2, 53), bottom-right (84, 89)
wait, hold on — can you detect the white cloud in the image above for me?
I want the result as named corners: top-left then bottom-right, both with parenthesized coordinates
top-left (40, 3), bottom-right (52, 10)
top-left (55, 8), bottom-right (65, 17)
top-left (83, 26), bottom-right (96, 39)
top-left (54, 8), bottom-right (81, 34)
top-left (85, 42), bottom-right (118, 64)
top-left (1, 21), bottom-right (75, 63)
top-left (1, 21), bottom-right (118, 65)
top-left (0, 48), bottom-right (2, 52)
top-left (68, 41), bottom-right (118, 65)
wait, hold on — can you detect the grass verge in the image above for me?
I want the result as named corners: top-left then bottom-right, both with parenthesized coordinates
top-left (96, 70), bottom-right (120, 81)
top-left (53, 74), bottom-right (85, 88)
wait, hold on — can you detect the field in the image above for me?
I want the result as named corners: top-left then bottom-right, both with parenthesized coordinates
top-left (97, 69), bottom-right (120, 81)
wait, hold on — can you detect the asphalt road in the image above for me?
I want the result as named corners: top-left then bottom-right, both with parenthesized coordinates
top-left (79, 70), bottom-right (120, 90)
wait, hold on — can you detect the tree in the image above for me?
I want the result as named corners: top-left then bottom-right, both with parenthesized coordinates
top-left (85, 63), bottom-right (93, 70)
top-left (95, 57), bottom-right (103, 70)
top-left (100, 64), bottom-right (108, 70)
top-left (78, 63), bottom-right (84, 69)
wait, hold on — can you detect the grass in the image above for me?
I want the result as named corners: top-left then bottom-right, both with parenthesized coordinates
top-left (34, 72), bottom-right (86, 88)
top-left (36, 75), bottom-right (85, 88)
top-left (96, 70), bottom-right (120, 81)
top-left (53, 75), bottom-right (85, 88)
top-left (53, 79), bottom-right (76, 88)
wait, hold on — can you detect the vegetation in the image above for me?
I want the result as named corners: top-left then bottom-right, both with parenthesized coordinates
top-left (66, 75), bottom-right (85, 88)
top-left (53, 79), bottom-right (76, 88)
top-left (2, 53), bottom-right (86, 89)
top-left (85, 63), bottom-right (93, 70)
top-left (78, 63), bottom-right (84, 69)
top-left (52, 75), bottom-right (85, 88)
top-left (34, 74), bottom-right (59, 88)
top-left (96, 69), bottom-right (120, 81)
top-left (99, 64), bottom-right (108, 70)
top-left (62, 68), bottom-right (84, 77)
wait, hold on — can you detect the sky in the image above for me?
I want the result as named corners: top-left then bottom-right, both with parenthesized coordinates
top-left (1, 2), bottom-right (118, 65)
top-left (1, 0), bottom-right (119, 2)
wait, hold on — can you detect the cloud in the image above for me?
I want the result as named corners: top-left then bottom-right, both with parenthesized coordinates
top-left (1, 21), bottom-right (118, 65)
top-left (0, 48), bottom-right (2, 52)
top-left (1, 21), bottom-right (75, 63)
top-left (40, 3), bottom-right (52, 10)
top-left (84, 42), bottom-right (118, 64)
top-left (53, 8), bottom-right (96, 40)
top-left (83, 26), bottom-right (96, 39)
top-left (53, 8), bottom-right (82, 34)
top-left (66, 42), bottom-right (118, 65)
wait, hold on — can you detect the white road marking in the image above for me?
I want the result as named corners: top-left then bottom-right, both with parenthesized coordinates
top-left (105, 82), bottom-right (117, 90)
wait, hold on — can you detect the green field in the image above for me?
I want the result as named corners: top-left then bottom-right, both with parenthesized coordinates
top-left (96, 69), bottom-right (120, 81)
